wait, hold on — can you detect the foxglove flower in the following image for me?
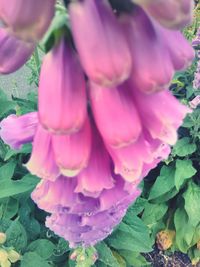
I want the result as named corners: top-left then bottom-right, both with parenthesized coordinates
top-left (75, 127), bottom-right (114, 197)
top-left (159, 27), bottom-right (195, 71)
top-left (0, 28), bottom-right (35, 74)
top-left (132, 0), bottom-right (193, 30)
top-left (90, 82), bottom-right (141, 148)
top-left (25, 125), bottom-right (60, 181)
top-left (38, 38), bottom-right (87, 134)
top-left (132, 89), bottom-right (191, 145)
top-left (122, 8), bottom-right (174, 93)
top-left (0, 0), bottom-right (55, 42)
top-left (189, 95), bottom-right (200, 109)
top-left (52, 117), bottom-right (92, 177)
top-left (69, 0), bottom-right (132, 87)
top-left (0, 112), bottom-right (38, 149)
top-left (32, 174), bottom-right (140, 247)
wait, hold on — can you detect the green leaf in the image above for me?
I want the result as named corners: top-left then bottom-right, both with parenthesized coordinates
top-left (118, 250), bottom-right (150, 267)
top-left (4, 144), bottom-right (32, 161)
top-left (20, 252), bottom-right (52, 267)
top-left (183, 181), bottom-right (200, 227)
top-left (95, 242), bottom-right (120, 267)
top-left (126, 198), bottom-right (147, 216)
top-left (112, 251), bottom-right (126, 267)
top-left (0, 161), bottom-right (16, 181)
top-left (148, 166), bottom-right (175, 200)
top-left (174, 208), bottom-right (194, 253)
top-left (5, 221), bottom-right (27, 252)
top-left (0, 101), bottom-right (16, 117)
top-left (0, 174), bottom-right (39, 199)
top-left (27, 239), bottom-right (56, 260)
top-left (107, 217), bottom-right (152, 252)
top-left (142, 203), bottom-right (168, 227)
top-left (174, 160), bottom-right (197, 190)
top-left (173, 137), bottom-right (197, 157)
top-left (2, 197), bottom-right (19, 219)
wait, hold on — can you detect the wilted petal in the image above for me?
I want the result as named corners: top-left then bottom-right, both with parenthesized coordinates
top-left (0, 28), bottom-right (35, 74)
top-left (0, 0), bottom-right (55, 41)
top-left (90, 82), bottom-right (141, 148)
top-left (69, 0), bottom-right (132, 87)
top-left (38, 38), bottom-right (87, 134)
top-left (52, 118), bottom-right (91, 177)
top-left (132, 89), bottom-right (191, 145)
top-left (122, 8), bottom-right (173, 93)
top-left (25, 125), bottom-right (59, 181)
top-left (0, 112), bottom-right (38, 149)
top-left (133, 0), bottom-right (193, 30)
top-left (75, 127), bottom-right (114, 197)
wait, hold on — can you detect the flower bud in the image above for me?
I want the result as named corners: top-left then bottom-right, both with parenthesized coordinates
top-left (0, 249), bottom-right (8, 263)
top-left (0, 233), bottom-right (6, 244)
top-left (156, 230), bottom-right (175, 250)
top-left (38, 38), bottom-right (87, 134)
top-left (0, 28), bottom-right (35, 74)
top-left (7, 250), bottom-right (20, 263)
top-left (69, 0), bottom-right (132, 87)
top-left (0, 0), bottom-right (55, 41)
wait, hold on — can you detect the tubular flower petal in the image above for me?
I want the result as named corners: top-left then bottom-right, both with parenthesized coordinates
top-left (158, 27), bottom-right (195, 71)
top-left (38, 38), bottom-right (87, 134)
top-left (106, 134), bottom-right (154, 182)
top-left (52, 117), bottom-right (92, 177)
top-left (122, 8), bottom-right (174, 93)
top-left (132, 0), bottom-right (193, 30)
top-left (0, 28), bottom-right (35, 74)
top-left (0, 0), bottom-right (55, 41)
top-left (69, 0), bottom-right (132, 87)
top-left (131, 89), bottom-right (192, 145)
top-left (89, 82), bottom-right (142, 148)
top-left (36, 175), bottom-right (141, 247)
top-left (25, 125), bottom-right (60, 181)
top-left (75, 127), bottom-right (114, 198)
top-left (0, 112), bottom-right (38, 149)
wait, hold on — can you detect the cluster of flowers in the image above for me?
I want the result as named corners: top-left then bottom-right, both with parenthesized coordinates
top-left (0, 0), bottom-right (194, 247)
top-left (192, 27), bottom-right (200, 90)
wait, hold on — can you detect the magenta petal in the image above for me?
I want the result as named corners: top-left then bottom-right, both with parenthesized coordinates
top-left (132, 89), bottom-right (191, 145)
top-left (52, 117), bottom-right (92, 177)
top-left (0, 28), bottom-right (35, 74)
top-left (133, 0), bottom-right (193, 30)
top-left (75, 128), bottom-right (114, 197)
top-left (38, 38), bottom-right (87, 134)
top-left (0, 112), bottom-right (38, 149)
top-left (69, 0), bottom-right (132, 87)
top-left (159, 27), bottom-right (194, 70)
top-left (122, 8), bottom-right (173, 93)
top-left (107, 134), bottom-right (153, 182)
top-left (90, 82), bottom-right (142, 148)
top-left (25, 125), bottom-right (59, 181)
top-left (0, 0), bottom-right (55, 41)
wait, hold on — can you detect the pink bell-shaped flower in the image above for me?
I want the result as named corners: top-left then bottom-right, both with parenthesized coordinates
top-left (52, 117), bottom-right (92, 177)
top-left (25, 125), bottom-right (60, 181)
top-left (69, 0), bottom-right (132, 87)
top-left (38, 38), bottom-right (87, 134)
top-left (0, 112), bottom-right (38, 149)
top-left (0, 28), bottom-right (35, 74)
top-left (132, 0), bottom-right (193, 30)
top-left (0, 0), bottom-right (55, 41)
top-left (90, 82), bottom-right (142, 148)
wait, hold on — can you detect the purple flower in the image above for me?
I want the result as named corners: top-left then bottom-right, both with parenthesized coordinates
top-left (0, 0), bottom-right (55, 42)
top-left (0, 112), bottom-right (38, 149)
top-left (0, 28), bottom-right (35, 74)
